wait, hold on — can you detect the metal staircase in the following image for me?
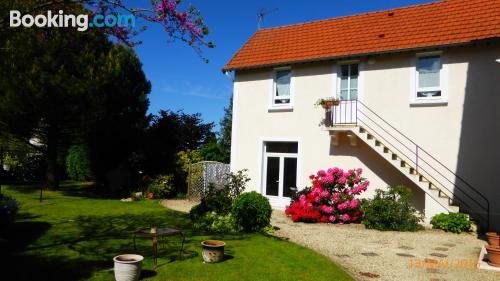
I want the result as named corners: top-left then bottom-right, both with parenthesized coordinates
top-left (325, 100), bottom-right (490, 229)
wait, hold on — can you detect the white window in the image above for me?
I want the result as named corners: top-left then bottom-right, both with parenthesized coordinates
top-left (339, 63), bottom-right (358, 100)
top-left (416, 55), bottom-right (441, 98)
top-left (272, 69), bottom-right (292, 106)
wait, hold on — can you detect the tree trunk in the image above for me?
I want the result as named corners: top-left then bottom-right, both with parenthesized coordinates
top-left (45, 124), bottom-right (59, 190)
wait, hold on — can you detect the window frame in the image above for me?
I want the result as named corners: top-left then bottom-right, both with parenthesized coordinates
top-left (410, 51), bottom-right (448, 105)
top-left (269, 66), bottom-right (294, 111)
top-left (337, 61), bottom-right (360, 101)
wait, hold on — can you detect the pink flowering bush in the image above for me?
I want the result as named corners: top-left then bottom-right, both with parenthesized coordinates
top-left (285, 167), bottom-right (369, 223)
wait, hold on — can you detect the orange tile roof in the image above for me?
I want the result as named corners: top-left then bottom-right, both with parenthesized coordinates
top-left (223, 0), bottom-right (500, 71)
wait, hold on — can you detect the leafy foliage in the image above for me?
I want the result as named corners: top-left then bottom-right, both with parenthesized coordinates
top-left (362, 186), bottom-right (423, 231)
top-left (66, 145), bottom-right (94, 181)
top-left (430, 213), bottom-right (472, 233)
top-left (286, 168), bottom-right (368, 223)
top-left (0, 193), bottom-right (19, 229)
top-left (146, 174), bottom-right (175, 198)
top-left (189, 170), bottom-right (250, 232)
top-left (192, 211), bottom-right (240, 233)
top-left (217, 95), bottom-right (232, 163)
top-left (232, 191), bottom-right (272, 232)
top-left (198, 138), bottom-right (227, 162)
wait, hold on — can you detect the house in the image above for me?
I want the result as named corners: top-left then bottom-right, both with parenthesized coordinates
top-left (223, 0), bottom-right (500, 230)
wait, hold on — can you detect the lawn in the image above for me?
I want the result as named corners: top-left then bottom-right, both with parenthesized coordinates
top-left (1, 182), bottom-right (354, 281)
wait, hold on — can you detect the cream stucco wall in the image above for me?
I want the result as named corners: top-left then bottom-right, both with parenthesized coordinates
top-left (230, 44), bottom-right (500, 228)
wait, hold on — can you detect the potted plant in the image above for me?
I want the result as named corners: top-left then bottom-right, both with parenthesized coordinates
top-left (486, 246), bottom-right (500, 267)
top-left (113, 254), bottom-right (144, 281)
top-left (201, 240), bottom-right (225, 263)
top-left (147, 192), bottom-right (155, 199)
top-left (486, 232), bottom-right (499, 246)
top-left (315, 97), bottom-right (340, 108)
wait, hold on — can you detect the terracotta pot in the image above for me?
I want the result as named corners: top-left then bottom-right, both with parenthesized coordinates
top-left (321, 100), bottom-right (339, 108)
top-left (201, 240), bottom-right (225, 263)
top-left (113, 254), bottom-right (143, 281)
top-left (486, 232), bottom-right (500, 247)
top-left (486, 246), bottom-right (500, 267)
top-left (147, 192), bottom-right (155, 199)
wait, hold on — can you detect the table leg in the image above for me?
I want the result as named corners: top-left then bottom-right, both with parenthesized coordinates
top-left (153, 234), bottom-right (158, 270)
top-left (178, 233), bottom-right (185, 259)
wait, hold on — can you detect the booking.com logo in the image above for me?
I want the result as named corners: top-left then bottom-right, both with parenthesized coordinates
top-left (9, 10), bottom-right (135, 32)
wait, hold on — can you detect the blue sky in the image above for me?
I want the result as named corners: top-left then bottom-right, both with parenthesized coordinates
top-left (133, 0), bottom-right (434, 131)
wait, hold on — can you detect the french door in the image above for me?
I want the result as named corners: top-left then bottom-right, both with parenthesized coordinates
top-left (263, 142), bottom-right (298, 198)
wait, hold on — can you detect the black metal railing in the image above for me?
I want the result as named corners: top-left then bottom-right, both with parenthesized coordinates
top-left (325, 100), bottom-right (490, 229)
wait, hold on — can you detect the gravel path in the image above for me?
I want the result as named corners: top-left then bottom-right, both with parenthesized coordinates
top-left (161, 200), bottom-right (499, 281)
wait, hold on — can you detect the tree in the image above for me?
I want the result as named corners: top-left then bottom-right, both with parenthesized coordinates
top-left (143, 110), bottom-right (214, 176)
top-left (218, 95), bottom-right (233, 163)
top-left (0, 5), bottom-right (151, 188)
top-left (0, 0), bottom-right (214, 56)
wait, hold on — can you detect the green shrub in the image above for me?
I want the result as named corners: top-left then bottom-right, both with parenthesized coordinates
top-left (65, 145), bottom-right (94, 181)
top-left (189, 183), bottom-right (232, 222)
top-left (0, 194), bottom-right (19, 228)
top-left (147, 174), bottom-right (175, 198)
top-left (430, 213), bottom-right (471, 233)
top-left (362, 185), bottom-right (423, 231)
top-left (189, 170), bottom-right (250, 223)
top-left (193, 211), bottom-right (240, 233)
top-left (232, 191), bottom-right (272, 232)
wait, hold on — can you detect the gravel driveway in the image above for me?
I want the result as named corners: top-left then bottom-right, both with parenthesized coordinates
top-left (161, 200), bottom-right (499, 281)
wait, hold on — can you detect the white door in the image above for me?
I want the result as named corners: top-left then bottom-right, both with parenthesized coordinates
top-left (263, 142), bottom-right (298, 200)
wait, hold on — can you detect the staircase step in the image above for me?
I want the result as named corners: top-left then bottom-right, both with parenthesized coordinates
top-left (419, 175), bottom-right (428, 182)
top-left (352, 127), bottom-right (463, 215)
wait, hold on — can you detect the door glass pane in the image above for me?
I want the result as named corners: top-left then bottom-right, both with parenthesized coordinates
top-left (340, 65), bottom-right (349, 77)
top-left (340, 89), bottom-right (349, 100)
top-left (266, 157), bottom-right (279, 196)
top-left (266, 142), bottom-right (298, 153)
top-left (350, 89), bottom-right (358, 100)
top-left (283, 157), bottom-right (297, 198)
top-left (350, 64), bottom-right (359, 76)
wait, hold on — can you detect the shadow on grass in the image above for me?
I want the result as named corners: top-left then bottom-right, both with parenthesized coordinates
top-left (0, 220), bottom-right (51, 252)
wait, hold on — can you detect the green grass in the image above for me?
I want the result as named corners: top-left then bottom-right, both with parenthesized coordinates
top-left (1, 182), bottom-right (354, 281)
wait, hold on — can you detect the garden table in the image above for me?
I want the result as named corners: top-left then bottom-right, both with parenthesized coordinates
top-left (133, 227), bottom-right (185, 269)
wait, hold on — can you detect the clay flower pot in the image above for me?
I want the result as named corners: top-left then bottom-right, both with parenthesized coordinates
top-left (201, 240), bottom-right (225, 263)
top-left (147, 192), bottom-right (155, 200)
top-left (113, 254), bottom-right (144, 281)
top-left (486, 232), bottom-right (500, 247)
top-left (486, 246), bottom-right (500, 267)
top-left (320, 100), bottom-right (340, 109)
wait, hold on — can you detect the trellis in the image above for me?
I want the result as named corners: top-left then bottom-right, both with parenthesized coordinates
top-left (187, 161), bottom-right (230, 201)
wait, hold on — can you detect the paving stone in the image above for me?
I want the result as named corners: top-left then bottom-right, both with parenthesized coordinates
top-left (359, 272), bottom-right (380, 278)
top-left (335, 254), bottom-right (350, 258)
top-left (361, 252), bottom-right (379, 257)
top-left (396, 253), bottom-right (415, 257)
top-left (434, 247), bottom-right (449, 251)
top-left (442, 243), bottom-right (456, 247)
top-left (398, 246), bottom-right (414, 250)
top-left (430, 253), bottom-right (448, 258)
top-left (426, 268), bottom-right (443, 274)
